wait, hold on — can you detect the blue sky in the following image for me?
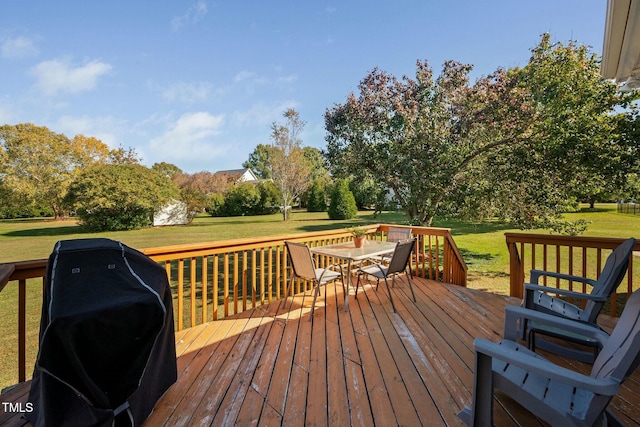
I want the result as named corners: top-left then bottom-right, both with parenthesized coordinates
top-left (1, 1), bottom-right (607, 173)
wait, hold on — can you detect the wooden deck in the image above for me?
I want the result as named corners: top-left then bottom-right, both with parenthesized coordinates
top-left (2, 277), bottom-right (639, 426)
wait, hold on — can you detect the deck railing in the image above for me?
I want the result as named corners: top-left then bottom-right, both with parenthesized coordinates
top-left (0, 224), bottom-right (466, 385)
top-left (617, 202), bottom-right (640, 215)
top-left (506, 233), bottom-right (639, 316)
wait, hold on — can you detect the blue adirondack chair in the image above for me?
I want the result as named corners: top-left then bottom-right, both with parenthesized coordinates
top-left (458, 288), bottom-right (640, 427)
top-left (516, 238), bottom-right (636, 362)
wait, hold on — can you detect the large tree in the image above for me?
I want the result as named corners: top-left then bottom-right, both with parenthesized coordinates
top-left (325, 35), bottom-right (630, 230)
top-left (325, 60), bottom-right (534, 226)
top-left (0, 123), bottom-right (141, 219)
top-left (267, 109), bottom-right (312, 220)
top-left (243, 144), bottom-right (272, 180)
top-left (0, 124), bottom-right (106, 218)
top-left (612, 110), bottom-right (640, 202)
top-left (514, 34), bottom-right (636, 211)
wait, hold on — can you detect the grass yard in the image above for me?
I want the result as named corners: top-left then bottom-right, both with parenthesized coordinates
top-left (1, 204), bottom-right (639, 390)
top-left (1, 204), bottom-right (638, 300)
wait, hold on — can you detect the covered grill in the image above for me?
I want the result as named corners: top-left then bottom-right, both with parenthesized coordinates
top-left (27, 238), bottom-right (177, 426)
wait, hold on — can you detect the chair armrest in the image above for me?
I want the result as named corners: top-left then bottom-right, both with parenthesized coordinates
top-left (317, 264), bottom-right (345, 284)
top-left (357, 262), bottom-right (386, 275)
top-left (473, 338), bottom-right (620, 395)
top-left (503, 305), bottom-right (610, 344)
top-left (326, 263), bottom-right (345, 272)
top-left (524, 283), bottom-right (608, 302)
top-left (529, 269), bottom-right (597, 287)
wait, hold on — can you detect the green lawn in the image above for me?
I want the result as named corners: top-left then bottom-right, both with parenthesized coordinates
top-left (1, 204), bottom-right (639, 390)
top-left (2, 204), bottom-right (639, 292)
top-left (0, 211), bottom-right (372, 263)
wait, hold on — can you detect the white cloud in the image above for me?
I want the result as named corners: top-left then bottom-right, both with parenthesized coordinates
top-left (148, 111), bottom-right (227, 165)
top-left (1, 36), bottom-right (38, 59)
top-left (234, 70), bottom-right (256, 82)
top-left (232, 100), bottom-right (298, 127)
top-left (171, 1), bottom-right (208, 31)
top-left (55, 114), bottom-right (124, 148)
top-left (30, 57), bottom-right (112, 96)
top-left (233, 70), bottom-right (270, 95)
top-left (162, 81), bottom-right (214, 104)
top-left (277, 74), bottom-right (298, 85)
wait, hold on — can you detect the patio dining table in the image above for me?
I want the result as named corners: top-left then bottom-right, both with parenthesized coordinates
top-left (310, 239), bottom-right (397, 310)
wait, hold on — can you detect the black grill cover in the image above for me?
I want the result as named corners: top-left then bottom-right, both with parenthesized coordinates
top-left (27, 238), bottom-right (177, 426)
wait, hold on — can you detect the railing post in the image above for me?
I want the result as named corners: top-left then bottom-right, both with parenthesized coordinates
top-left (443, 237), bottom-right (451, 284)
top-left (507, 240), bottom-right (524, 299)
top-left (18, 279), bottom-right (26, 383)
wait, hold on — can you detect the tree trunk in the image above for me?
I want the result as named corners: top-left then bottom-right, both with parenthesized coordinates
top-left (281, 196), bottom-right (289, 221)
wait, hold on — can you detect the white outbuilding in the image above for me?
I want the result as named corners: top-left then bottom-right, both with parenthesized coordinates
top-left (153, 200), bottom-right (187, 226)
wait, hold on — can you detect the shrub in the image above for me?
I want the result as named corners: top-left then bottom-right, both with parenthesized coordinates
top-left (307, 179), bottom-right (327, 212)
top-left (256, 181), bottom-right (281, 214)
top-left (207, 193), bottom-right (226, 216)
top-left (328, 179), bottom-right (357, 220)
top-left (66, 164), bottom-right (179, 231)
top-left (222, 182), bottom-right (261, 216)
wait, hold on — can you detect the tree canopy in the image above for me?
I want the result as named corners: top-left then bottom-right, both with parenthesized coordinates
top-left (0, 124), bottom-right (116, 218)
top-left (266, 109), bottom-right (312, 220)
top-left (66, 163), bottom-right (179, 231)
top-left (325, 34), bottom-right (634, 230)
top-left (0, 123), bottom-right (144, 219)
top-left (243, 144), bottom-right (272, 180)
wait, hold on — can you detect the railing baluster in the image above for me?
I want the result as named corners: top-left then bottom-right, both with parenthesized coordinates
top-left (568, 246), bottom-right (574, 295)
top-left (190, 257), bottom-right (196, 328)
top-left (555, 245), bottom-right (560, 289)
top-left (177, 259), bottom-right (184, 331)
top-left (241, 250), bottom-right (247, 312)
top-left (223, 253), bottom-right (229, 317)
top-left (18, 279), bottom-right (26, 383)
top-left (202, 255), bottom-right (208, 323)
top-left (213, 254), bottom-right (219, 320)
top-left (234, 251), bottom-right (239, 315)
top-left (582, 247), bottom-right (588, 294)
top-left (542, 244), bottom-right (548, 287)
top-left (268, 247), bottom-right (273, 302)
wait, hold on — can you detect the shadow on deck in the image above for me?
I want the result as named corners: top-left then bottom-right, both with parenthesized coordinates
top-left (1, 277), bottom-right (639, 426)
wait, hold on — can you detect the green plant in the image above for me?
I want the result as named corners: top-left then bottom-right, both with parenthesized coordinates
top-left (306, 179), bottom-right (327, 212)
top-left (222, 182), bottom-right (261, 216)
top-left (350, 226), bottom-right (368, 237)
top-left (65, 163), bottom-right (179, 231)
top-left (206, 193), bottom-right (225, 216)
top-left (328, 179), bottom-right (357, 220)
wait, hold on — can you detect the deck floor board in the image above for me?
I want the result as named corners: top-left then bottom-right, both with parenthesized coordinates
top-left (2, 277), bottom-right (639, 427)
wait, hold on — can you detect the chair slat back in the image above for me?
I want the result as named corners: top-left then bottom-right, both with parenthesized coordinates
top-left (592, 288), bottom-right (640, 384)
top-left (584, 238), bottom-right (636, 323)
top-left (284, 241), bottom-right (317, 281)
top-left (387, 238), bottom-right (416, 275)
top-left (387, 227), bottom-right (412, 243)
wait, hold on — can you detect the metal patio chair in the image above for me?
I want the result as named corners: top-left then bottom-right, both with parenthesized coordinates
top-left (377, 227), bottom-right (412, 264)
top-left (355, 238), bottom-right (416, 313)
top-left (513, 238), bottom-right (636, 362)
top-left (458, 288), bottom-right (640, 427)
top-left (284, 241), bottom-right (345, 318)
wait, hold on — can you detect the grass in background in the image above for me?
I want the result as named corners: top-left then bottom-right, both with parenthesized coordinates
top-left (1, 204), bottom-right (638, 294)
top-left (1, 204), bottom-right (639, 389)
top-left (440, 205), bottom-right (640, 294)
